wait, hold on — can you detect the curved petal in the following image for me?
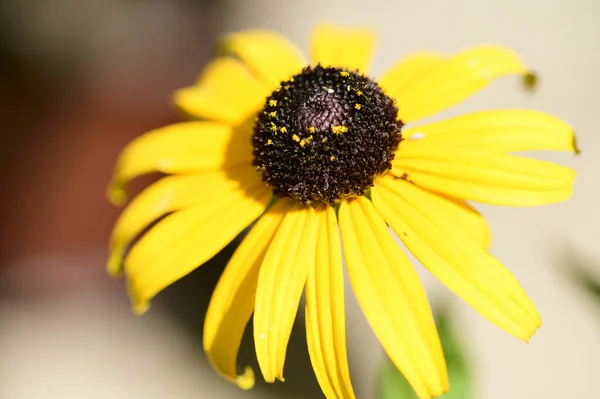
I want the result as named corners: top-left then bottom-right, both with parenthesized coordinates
top-left (339, 197), bottom-right (448, 399)
top-left (219, 29), bottom-right (306, 91)
top-left (125, 183), bottom-right (272, 314)
top-left (392, 141), bottom-right (575, 206)
top-left (378, 52), bottom-right (445, 99)
top-left (107, 121), bottom-right (253, 205)
top-left (394, 45), bottom-right (533, 122)
top-left (305, 205), bottom-right (356, 399)
top-left (372, 177), bottom-right (541, 341)
top-left (203, 199), bottom-right (293, 390)
top-left (403, 110), bottom-right (579, 153)
top-left (428, 195), bottom-right (491, 250)
top-left (310, 24), bottom-right (376, 73)
top-left (376, 177), bottom-right (491, 250)
top-left (254, 204), bottom-right (318, 383)
top-left (174, 57), bottom-right (269, 125)
top-left (108, 167), bottom-right (261, 276)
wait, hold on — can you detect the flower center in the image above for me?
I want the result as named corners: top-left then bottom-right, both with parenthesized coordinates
top-left (252, 65), bottom-right (402, 205)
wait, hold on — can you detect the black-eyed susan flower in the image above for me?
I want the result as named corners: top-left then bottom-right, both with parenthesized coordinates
top-left (107, 24), bottom-right (577, 399)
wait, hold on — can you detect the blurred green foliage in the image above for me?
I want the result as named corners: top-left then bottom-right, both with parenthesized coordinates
top-left (377, 309), bottom-right (470, 399)
top-left (566, 251), bottom-right (600, 307)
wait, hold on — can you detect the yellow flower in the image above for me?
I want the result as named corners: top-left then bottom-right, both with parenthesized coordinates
top-left (107, 24), bottom-right (577, 399)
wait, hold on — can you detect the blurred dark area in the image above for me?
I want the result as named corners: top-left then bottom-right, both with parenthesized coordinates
top-left (0, 0), bottom-right (221, 297)
top-left (0, 2), bottom-right (323, 398)
top-left (560, 246), bottom-right (600, 310)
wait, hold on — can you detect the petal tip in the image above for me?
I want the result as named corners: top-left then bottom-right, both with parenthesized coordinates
top-left (107, 182), bottom-right (127, 206)
top-left (522, 325), bottom-right (541, 343)
top-left (236, 367), bottom-right (255, 390)
top-left (133, 299), bottom-right (150, 315)
top-left (171, 88), bottom-right (187, 107)
top-left (107, 252), bottom-right (124, 277)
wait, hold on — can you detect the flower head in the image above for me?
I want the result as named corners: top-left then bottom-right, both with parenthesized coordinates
top-left (107, 24), bottom-right (577, 399)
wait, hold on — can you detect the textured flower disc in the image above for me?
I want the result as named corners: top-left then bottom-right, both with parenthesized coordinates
top-left (253, 65), bottom-right (402, 205)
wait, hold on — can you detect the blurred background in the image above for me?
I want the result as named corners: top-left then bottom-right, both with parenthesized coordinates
top-left (0, 0), bottom-right (598, 398)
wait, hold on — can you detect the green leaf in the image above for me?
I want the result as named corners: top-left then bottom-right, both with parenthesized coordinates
top-left (376, 308), bottom-right (470, 399)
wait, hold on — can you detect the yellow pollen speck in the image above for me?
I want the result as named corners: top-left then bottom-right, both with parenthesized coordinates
top-left (267, 139), bottom-right (273, 145)
top-left (322, 138), bottom-right (327, 142)
top-left (340, 71), bottom-right (350, 77)
top-left (331, 125), bottom-right (348, 135)
top-left (269, 111), bottom-right (277, 117)
top-left (280, 127), bottom-right (287, 133)
top-left (356, 90), bottom-right (363, 96)
top-left (355, 104), bottom-right (362, 110)
top-left (330, 155), bottom-right (336, 161)
top-left (299, 139), bottom-right (306, 147)
top-left (270, 122), bottom-right (277, 132)
top-left (306, 135), bottom-right (313, 143)
top-left (292, 134), bottom-right (300, 142)
top-left (309, 126), bottom-right (316, 133)
top-left (283, 85), bottom-right (290, 90)
top-left (269, 100), bottom-right (277, 106)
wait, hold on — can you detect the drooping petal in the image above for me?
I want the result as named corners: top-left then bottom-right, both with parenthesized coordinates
top-left (125, 183), bottom-right (272, 314)
top-left (203, 199), bottom-right (293, 390)
top-left (403, 110), bottom-right (579, 153)
top-left (338, 197), bottom-right (448, 399)
top-left (174, 57), bottom-right (268, 125)
top-left (394, 45), bottom-right (533, 122)
top-left (305, 205), bottom-right (356, 399)
top-left (310, 24), bottom-right (376, 73)
top-left (372, 177), bottom-right (541, 341)
top-left (378, 52), bottom-right (445, 98)
top-left (107, 167), bottom-right (261, 276)
top-left (391, 141), bottom-right (575, 206)
top-left (107, 121), bottom-right (253, 205)
top-left (254, 204), bottom-right (318, 383)
top-left (219, 29), bottom-right (306, 91)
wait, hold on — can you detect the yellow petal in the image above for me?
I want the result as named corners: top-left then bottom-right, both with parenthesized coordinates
top-left (372, 177), bottom-right (541, 341)
top-left (395, 45), bottom-right (532, 122)
top-left (310, 24), bottom-right (376, 73)
top-left (125, 183), bottom-right (272, 314)
top-left (403, 110), bottom-right (579, 153)
top-left (392, 141), bottom-right (575, 206)
top-left (174, 57), bottom-right (268, 125)
top-left (108, 167), bottom-right (261, 276)
top-left (429, 195), bottom-right (491, 250)
top-left (107, 121), bottom-right (253, 205)
top-left (219, 29), bottom-right (305, 91)
top-left (305, 205), bottom-right (356, 399)
top-left (378, 52), bottom-right (445, 99)
top-left (375, 177), bottom-right (491, 250)
top-left (203, 199), bottom-right (293, 390)
top-left (339, 197), bottom-right (447, 399)
top-left (254, 204), bottom-right (318, 383)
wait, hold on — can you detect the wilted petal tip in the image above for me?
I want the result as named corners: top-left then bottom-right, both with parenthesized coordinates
top-left (572, 133), bottom-right (581, 155)
top-left (522, 71), bottom-right (538, 92)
